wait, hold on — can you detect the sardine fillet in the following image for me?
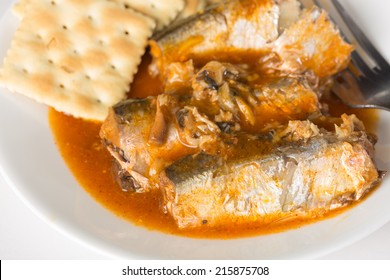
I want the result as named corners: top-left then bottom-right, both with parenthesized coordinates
top-left (162, 117), bottom-right (379, 228)
top-left (152, 0), bottom-right (352, 79)
top-left (151, 0), bottom-right (279, 69)
top-left (274, 6), bottom-right (353, 78)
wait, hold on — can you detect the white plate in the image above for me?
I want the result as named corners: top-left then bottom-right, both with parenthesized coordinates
top-left (1, 0), bottom-right (390, 259)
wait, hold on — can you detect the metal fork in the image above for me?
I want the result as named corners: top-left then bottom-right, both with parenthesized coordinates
top-left (313, 0), bottom-right (390, 110)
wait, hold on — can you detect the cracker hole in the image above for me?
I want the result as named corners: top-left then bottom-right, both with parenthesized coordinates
top-left (124, 31), bottom-right (129, 36)
top-left (73, 50), bottom-right (78, 55)
top-left (111, 65), bottom-right (116, 70)
top-left (124, 4), bottom-right (130, 9)
top-left (62, 25), bottom-right (68, 30)
top-left (88, 15), bottom-right (93, 20)
top-left (98, 40), bottom-right (104, 46)
top-left (96, 99), bottom-right (102, 104)
top-left (22, 69), bottom-right (28, 74)
top-left (48, 59), bottom-right (54, 64)
top-left (51, 1), bottom-right (56, 5)
top-left (59, 84), bottom-right (65, 89)
top-left (85, 75), bottom-right (91, 80)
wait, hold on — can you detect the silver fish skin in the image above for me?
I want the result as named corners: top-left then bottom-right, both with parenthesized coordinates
top-left (161, 115), bottom-right (379, 228)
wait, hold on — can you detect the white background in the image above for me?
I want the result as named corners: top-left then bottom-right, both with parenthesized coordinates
top-left (0, 0), bottom-right (389, 260)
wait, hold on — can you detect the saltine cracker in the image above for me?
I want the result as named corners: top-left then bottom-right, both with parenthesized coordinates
top-left (1, 0), bottom-right (156, 120)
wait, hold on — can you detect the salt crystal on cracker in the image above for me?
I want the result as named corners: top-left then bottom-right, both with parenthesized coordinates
top-left (0, 0), bottom-right (155, 121)
top-left (123, 0), bottom-right (185, 30)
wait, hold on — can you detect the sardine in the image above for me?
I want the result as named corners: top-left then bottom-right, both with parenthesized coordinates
top-left (150, 0), bottom-right (352, 78)
top-left (152, 0), bottom-right (280, 60)
top-left (189, 61), bottom-right (320, 132)
top-left (100, 95), bottom-right (194, 192)
top-left (161, 115), bottom-right (380, 228)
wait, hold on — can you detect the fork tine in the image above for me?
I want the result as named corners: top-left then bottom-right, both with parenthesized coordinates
top-left (331, 69), bottom-right (368, 108)
top-left (331, 0), bottom-right (390, 71)
top-left (350, 50), bottom-right (376, 79)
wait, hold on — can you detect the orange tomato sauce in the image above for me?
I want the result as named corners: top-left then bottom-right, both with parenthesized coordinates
top-left (49, 54), bottom-right (379, 239)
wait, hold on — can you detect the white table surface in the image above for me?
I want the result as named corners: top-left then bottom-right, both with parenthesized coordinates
top-left (1, 0), bottom-right (389, 260)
